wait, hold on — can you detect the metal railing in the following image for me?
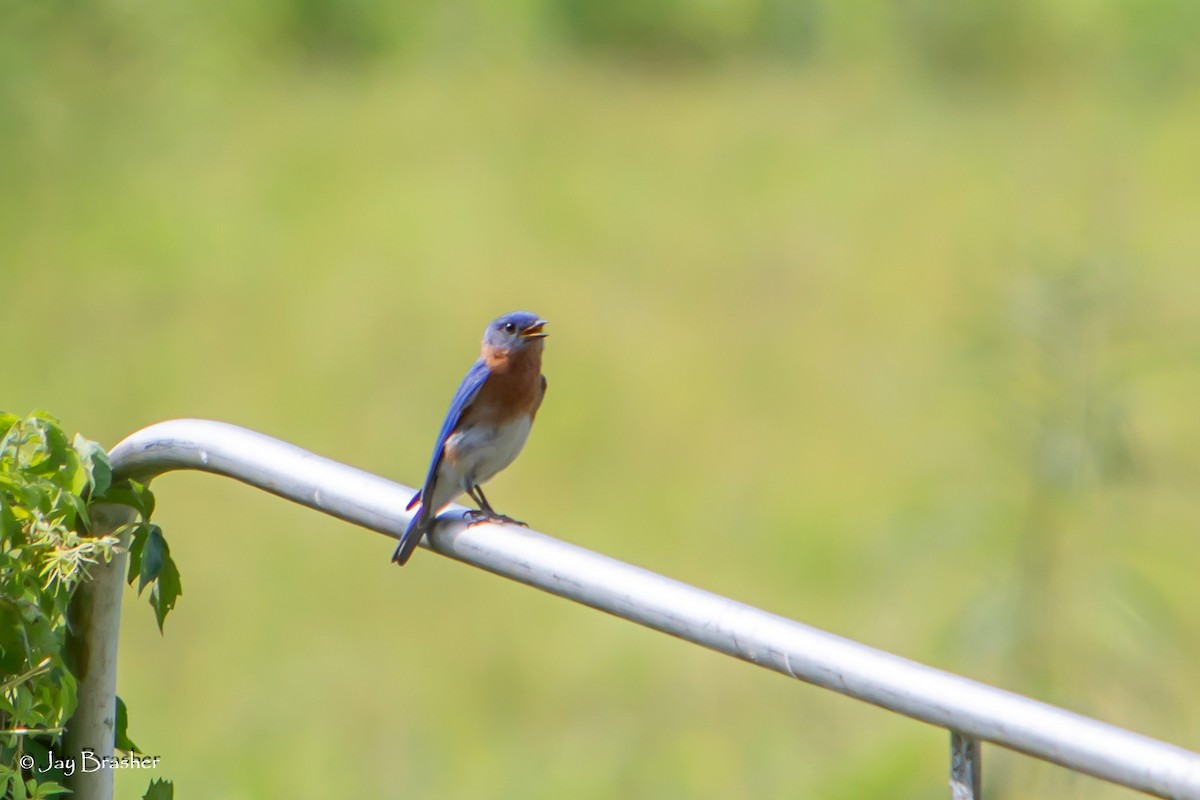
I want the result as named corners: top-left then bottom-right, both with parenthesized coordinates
top-left (65, 419), bottom-right (1200, 800)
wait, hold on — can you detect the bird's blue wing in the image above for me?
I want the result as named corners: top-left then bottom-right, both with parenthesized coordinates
top-left (416, 357), bottom-right (490, 503)
top-left (393, 358), bottom-right (490, 565)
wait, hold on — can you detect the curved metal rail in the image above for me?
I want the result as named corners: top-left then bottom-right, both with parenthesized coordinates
top-left (73, 419), bottom-right (1200, 799)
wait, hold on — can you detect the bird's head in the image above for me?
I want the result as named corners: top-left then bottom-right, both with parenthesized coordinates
top-left (482, 311), bottom-right (548, 355)
top-left (482, 311), bottom-right (549, 347)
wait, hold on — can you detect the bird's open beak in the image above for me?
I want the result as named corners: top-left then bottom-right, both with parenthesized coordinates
top-left (520, 320), bottom-right (548, 339)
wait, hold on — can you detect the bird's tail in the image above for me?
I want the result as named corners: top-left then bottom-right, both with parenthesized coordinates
top-left (392, 501), bottom-right (429, 566)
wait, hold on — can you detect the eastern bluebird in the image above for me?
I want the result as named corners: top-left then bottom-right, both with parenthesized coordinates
top-left (392, 311), bottom-right (549, 565)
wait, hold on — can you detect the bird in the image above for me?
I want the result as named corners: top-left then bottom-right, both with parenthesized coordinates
top-left (392, 311), bottom-right (549, 565)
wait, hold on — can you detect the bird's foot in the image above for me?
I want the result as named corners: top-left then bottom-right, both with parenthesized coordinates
top-left (463, 509), bottom-right (528, 528)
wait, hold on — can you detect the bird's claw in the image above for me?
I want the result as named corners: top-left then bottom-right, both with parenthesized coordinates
top-left (463, 509), bottom-right (528, 528)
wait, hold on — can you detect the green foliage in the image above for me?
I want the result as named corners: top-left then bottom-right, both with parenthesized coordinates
top-left (550, 0), bottom-right (820, 62)
top-left (0, 411), bottom-right (177, 797)
top-left (142, 777), bottom-right (173, 800)
top-left (126, 523), bottom-right (183, 633)
top-left (114, 696), bottom-right (139, 754)
top-left (2, 0), bottom-right (1198, 88)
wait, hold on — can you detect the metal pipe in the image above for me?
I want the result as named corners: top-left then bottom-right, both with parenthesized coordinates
top-left (950, 731), bottom-right (982, 800)
top-left (63, 504), bottom-right (135, 800)
top-left (106, 419), bottom-right (1200, 799)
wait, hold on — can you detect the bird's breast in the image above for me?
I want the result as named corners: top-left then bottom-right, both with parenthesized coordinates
top-left (442, 415), bottom-right (534, 486)
top-left (471, 350), bottom-right (544, 426)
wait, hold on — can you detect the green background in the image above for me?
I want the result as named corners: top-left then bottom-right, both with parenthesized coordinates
top-left (4, 2), bottom-right (1200, 797)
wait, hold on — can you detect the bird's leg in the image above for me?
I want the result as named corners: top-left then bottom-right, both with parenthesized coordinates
top-left (464, 485), bottom-right (527, 527)
top-left (466, 484), bottom-right (493, 513)
top-left (461, 485), bottom-right (491, 522)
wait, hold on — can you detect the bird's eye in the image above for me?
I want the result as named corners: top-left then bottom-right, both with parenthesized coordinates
top-left (503, 322), bottom-right (517, 334)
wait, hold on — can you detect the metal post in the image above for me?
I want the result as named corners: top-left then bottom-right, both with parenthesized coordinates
top-left (951, 731), bottom-right (982, 800)
top-left (62, 504), bottom-right (135, 800)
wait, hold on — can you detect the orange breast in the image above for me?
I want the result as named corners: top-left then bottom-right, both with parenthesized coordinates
top-left (464, 345), bottom-right (545, 427)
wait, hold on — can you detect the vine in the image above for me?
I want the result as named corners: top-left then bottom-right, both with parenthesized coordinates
top-left (0, 411), bottom-right (178, 799)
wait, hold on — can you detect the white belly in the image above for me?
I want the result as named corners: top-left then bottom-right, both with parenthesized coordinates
top-left (434, 416), bottom-right (533, 505)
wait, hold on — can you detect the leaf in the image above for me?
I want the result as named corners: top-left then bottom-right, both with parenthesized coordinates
top-left (28, 779), bottom-right (70, 799)
top-left (138, 526), bottom-right (165, 595)
top-left (0, 499), bottom-right (17, 541)
top-left (72, 435), bottom-right (112, 499)
top-left (59, 492), bottom-right (90, 532)
top-left (39, 421), bottom-right (74, 485)
top-left (52, 665), bottom-right (77, 726)
top-left (96, 483), bottom-right (134, 512)
top-left (150, 554), bottom-right (182, 633)
top-left (91, 456), bottom-right (113, 499)
top-left (142, 778), bottom-right (174, 800)
top-left (114, 695), bottom-right (141, 754)
top-left (15, 684), bottom-right (33, 717)
top-left (133, 480), bottom-right (155, 520)
top-left (11, 419), bottom-right (50, 472)
top-left (126, 524), bottom-right (147, 586)
top-left (61, 447), bottom-right (87, 497)
top-left (95, 479), bottom-right (155, 520)
top-left (20, 740), bottom-right (55, 782)
top-left (24, 410), bottom-right (62, 427)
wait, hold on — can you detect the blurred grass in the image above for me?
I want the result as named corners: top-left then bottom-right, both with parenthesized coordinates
top-left (5, 3), bottom-right (1200, 797)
